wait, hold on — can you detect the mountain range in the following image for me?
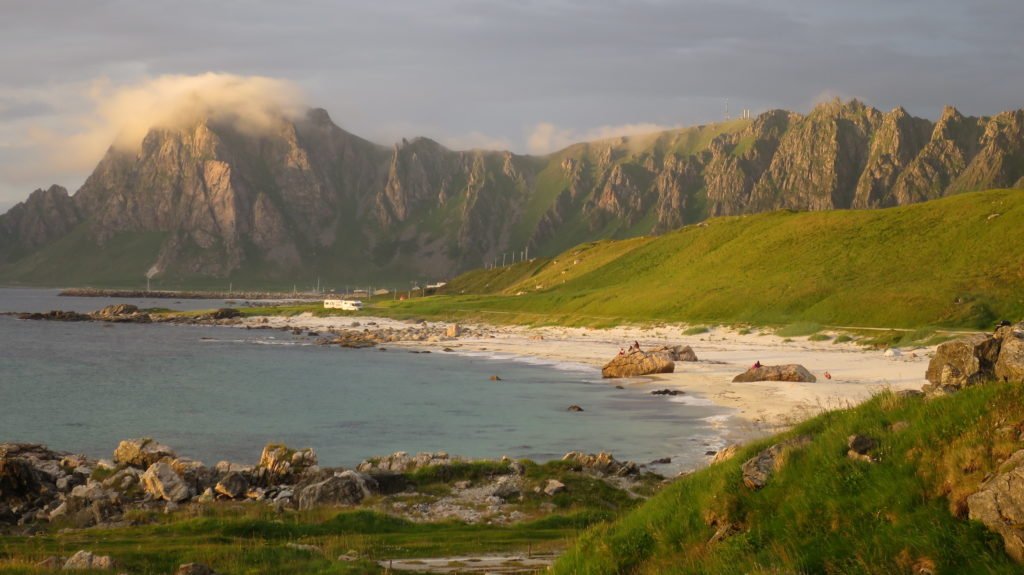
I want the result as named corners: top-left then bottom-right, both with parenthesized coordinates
top-left (0, 99), bottom-right (1022, 287)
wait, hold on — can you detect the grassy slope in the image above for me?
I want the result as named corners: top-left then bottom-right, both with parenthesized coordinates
top-left (384, 189), bottom-right (1024, 329)
top-left (554, 381), bottom-right (1024, 574)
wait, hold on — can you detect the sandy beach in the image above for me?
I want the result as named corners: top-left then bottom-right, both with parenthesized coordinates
top-left (240, 314), bottom-right (934, 441)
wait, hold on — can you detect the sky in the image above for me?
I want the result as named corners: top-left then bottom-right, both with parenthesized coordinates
top-left (1, 0), bottom-right (1022, 212)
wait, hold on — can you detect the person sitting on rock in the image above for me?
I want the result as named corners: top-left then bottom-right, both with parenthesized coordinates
top-left (753, 360), bottom-right (762, 369)
top-left (618, 347), bottom-right (626, 355)
top-left (633, 340), bottom-right (641, 351)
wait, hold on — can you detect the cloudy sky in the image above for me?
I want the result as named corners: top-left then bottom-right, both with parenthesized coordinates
top-left (1, 0), bottom-right (1022, 211)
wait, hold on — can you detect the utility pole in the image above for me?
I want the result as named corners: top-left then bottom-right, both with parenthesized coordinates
top-left (502, 253), bottom-right (506, 267)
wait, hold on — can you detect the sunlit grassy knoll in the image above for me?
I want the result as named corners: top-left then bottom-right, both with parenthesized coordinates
top-left (553, 381), bottom-right (1024, 574)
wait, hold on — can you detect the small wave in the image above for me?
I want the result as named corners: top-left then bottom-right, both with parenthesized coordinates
top-left (199, 338), bottom-right (311, 347)
top-left (667, 394), bottom-right (716, 407)
top-left (451, 350), bottom-right (599, 376)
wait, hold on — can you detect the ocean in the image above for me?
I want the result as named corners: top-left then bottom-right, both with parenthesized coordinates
top-left (0, 288), bottom-right (729, 472)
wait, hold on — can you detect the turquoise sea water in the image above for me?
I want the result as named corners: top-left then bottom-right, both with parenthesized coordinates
top-left (0, 288), bottom-right (729, 471)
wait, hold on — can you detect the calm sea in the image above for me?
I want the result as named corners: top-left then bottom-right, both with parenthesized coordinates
top-left (0, 288), bottom-right (729, 472)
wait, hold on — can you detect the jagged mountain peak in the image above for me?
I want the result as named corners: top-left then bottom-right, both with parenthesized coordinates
top-left (2, 100), bottom-right (1023, 286)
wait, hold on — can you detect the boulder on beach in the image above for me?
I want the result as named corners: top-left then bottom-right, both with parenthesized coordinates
top-left (924, 333), bottom-right (1001, 393)
top-left (732, 364), bottom-right (816, 383)
top-left (601, 349), bottom-right (675, 378)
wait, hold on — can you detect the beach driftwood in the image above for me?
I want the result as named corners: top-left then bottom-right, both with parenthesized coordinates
top-left (601, 349), bottom-right (675, 378)
top-left (732, 364), bottom-right (816, 383)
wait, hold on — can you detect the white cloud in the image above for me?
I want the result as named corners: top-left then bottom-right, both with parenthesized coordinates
top-left (526, 121), bottom-right (680, 155)
top-left (25, 73), bottom-right (306, 174)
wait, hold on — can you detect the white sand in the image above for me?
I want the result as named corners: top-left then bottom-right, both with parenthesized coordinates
top-left (242, 314), bottom-right (933, 441)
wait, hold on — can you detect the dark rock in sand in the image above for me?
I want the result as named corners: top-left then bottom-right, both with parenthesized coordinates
top-left (567, 405), bottom-right (584, 412)
top-left (732, 364), bottom-right (816, 383)
top-left (651, 388), bottom-right (683, 396)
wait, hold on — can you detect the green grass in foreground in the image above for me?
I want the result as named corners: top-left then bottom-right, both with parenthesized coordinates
top-left (0, 506), bottom-right (600, 574)
top-left (385, 189), bottom-right (1024, 330)
top-left (553, 381), bottom-right (1024, 574)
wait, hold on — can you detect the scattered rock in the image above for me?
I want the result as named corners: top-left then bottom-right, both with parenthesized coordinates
top-left (446, 324), bottom-right (461, 338)
top-left (297, 471), bottom-right (377, 510)
top-left (567, 405), bottom-right (584, 412)
top-left (561, 451), bottom-right (638, 477)
top-left (741, 436), bottom-right (812, 490)
top-left (543, 479), bottom-right (566, 496)
top-left (650, 457), bottom-right (672, 465)
top-left (489, 375), bottom-right (502, 381)
top-left (732, 364), bottom-right (816, 383)
top-left (650, 388), bottom-right (682, 396)
top-left (215, 472), bottom-right (249, 499)
top-left (114, 438), bottom-right (177, 469)
top-left (256, 444), bottom-right (317, 483)
top-left (491, 477), bottom-right (521, 500)
top-left (847, 435), bottom-right (877, 462)
top-left (62, 550), bottom-right (115, 570)
top-left (141, 462), bottom-right (190, 503)
top-left (601, 349), bottom-right (675, 378)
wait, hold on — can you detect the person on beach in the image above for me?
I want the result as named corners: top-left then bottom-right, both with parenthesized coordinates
top-left (633, 340), bottom-right (641, 351)
top-left (753, 360), bottom-right (762, 369)
top-left (618, 347), bottom-right (626, 355)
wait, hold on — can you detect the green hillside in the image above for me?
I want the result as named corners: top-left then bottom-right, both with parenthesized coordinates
top-left (387, 189), bottom-right (1024, 329)
top-left (553, 381), bottom-right (1024, 574)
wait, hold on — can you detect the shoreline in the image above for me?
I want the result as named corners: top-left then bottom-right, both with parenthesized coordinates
top-left (231, 312), bottom-right (933, 438)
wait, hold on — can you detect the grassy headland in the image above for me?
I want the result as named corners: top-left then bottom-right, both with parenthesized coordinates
top-left (553, 381), bottom-right (1024, 574)
top-left (376, 189), bottom-right (1024, 329)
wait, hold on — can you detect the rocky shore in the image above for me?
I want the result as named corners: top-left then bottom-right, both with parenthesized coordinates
top-left (0, 438), bottom-right (660, 535)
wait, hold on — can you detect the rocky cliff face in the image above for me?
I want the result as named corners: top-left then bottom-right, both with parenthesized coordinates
top-left (1, 100), bottom-right (1022, 285)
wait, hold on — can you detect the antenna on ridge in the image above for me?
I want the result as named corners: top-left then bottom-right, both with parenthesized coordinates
top-left (725, 98), bottom-right (730, 121)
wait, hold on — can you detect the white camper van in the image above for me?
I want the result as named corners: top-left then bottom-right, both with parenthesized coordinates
top-left (324, 299), bottom-right (363, 311)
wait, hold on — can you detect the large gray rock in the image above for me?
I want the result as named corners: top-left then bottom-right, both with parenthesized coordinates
top-left (967, 450), bottom-right (1024, 563)
top-left (732, 364), bottom-right (816, 383)
top-left (601, 349), bottom-right (675, 378)
top-left (741, 436), bottom-right (812, 490)
top-left (924, 334), bottom-right (1001, 392)
top-left (297, 471), bottom-right (377, 510)
top-left (114, 438), bottom-right (177, 469)
top-left (141, 462), bottom-right (190, 503)
top-left (995, 325), bottom-right (1024, 383)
